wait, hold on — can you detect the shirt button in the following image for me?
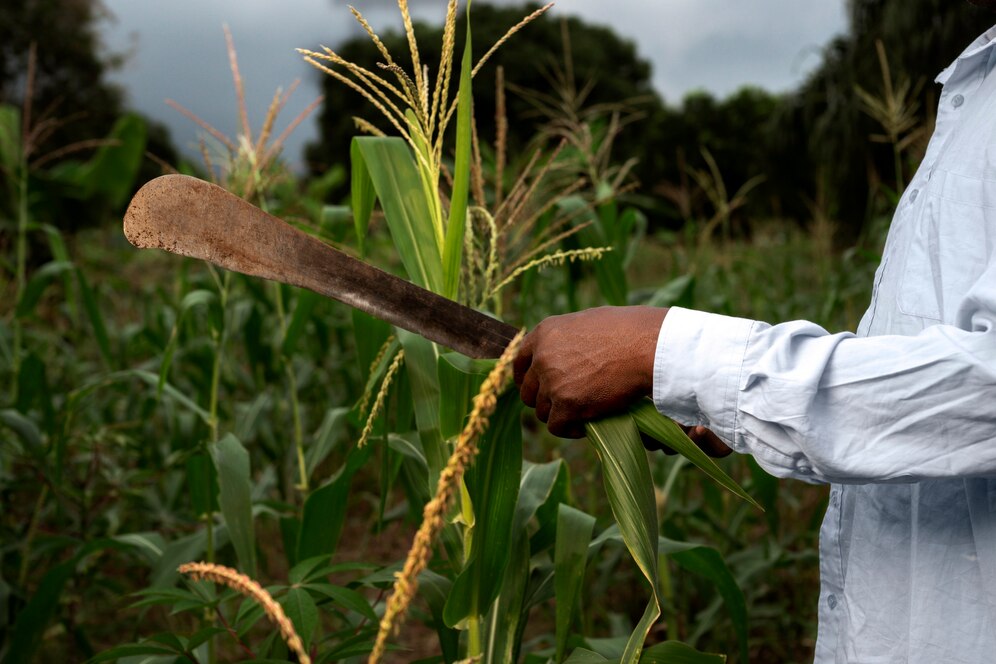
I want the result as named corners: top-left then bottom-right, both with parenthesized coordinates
top-left (909, 188), bottom-right (919, 203)
top-left (797, 463), bottom-right (813, 475)
top-left (952, 94), bottom-right (965, 108)
top-left (827, 593), bottom-right (838, 610)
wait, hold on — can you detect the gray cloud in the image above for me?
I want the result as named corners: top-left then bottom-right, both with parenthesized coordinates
top-left (100, 0), bottom-right (847, 167)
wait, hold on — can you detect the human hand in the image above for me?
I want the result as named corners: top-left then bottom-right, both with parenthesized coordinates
top-left (513, 306), bottom-right (667, 438)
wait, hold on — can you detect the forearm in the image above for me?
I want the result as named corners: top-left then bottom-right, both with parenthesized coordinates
top-left (655, 308), bottom-right (996, 484)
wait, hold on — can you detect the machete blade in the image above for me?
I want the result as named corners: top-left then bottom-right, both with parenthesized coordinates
top-left (124, 174), bottom-right (518, 359)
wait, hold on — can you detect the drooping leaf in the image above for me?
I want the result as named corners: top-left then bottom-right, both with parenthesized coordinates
top-left (15, 260), bottom-right (75, 318)
top-left (585, 414), bottom-right (662, 663)
top-left (76, 113), bottom-right (147, 207)
top-left (554, 504), bottom-right (596, 663)
top-left (297, 444), bottom-right (373, 561)
top-left (639, 641), bottom-right (727, 664)
top-left (352, 136), bottom-right (443, 293)
top-left (661, 539), bottom-right (747, 663)
top-left (210, 434), bottom-right (257, 575)
top-left (629, 399), bottom-right (760, 509)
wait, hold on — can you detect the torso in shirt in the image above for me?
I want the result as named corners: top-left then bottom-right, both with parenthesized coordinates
top-left (816, 26), bottom-right (996, 664)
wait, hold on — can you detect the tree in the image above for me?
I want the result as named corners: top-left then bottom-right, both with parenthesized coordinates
top-left (306, 3), bottom-right (664, 195)
top-left (0, 0), bottom-right (126, 155)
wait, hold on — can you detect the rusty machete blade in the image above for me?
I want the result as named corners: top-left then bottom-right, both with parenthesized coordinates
top-left (123, 174), bottom-right (518, 359)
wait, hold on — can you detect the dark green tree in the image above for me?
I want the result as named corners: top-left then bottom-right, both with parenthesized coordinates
top-left (774, 0), bottom-right (994, 234)
top-left (306, 3), bottom-right (664, 195)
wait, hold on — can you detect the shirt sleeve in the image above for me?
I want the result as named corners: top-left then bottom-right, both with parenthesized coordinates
top-left (653, 273), bottom-right (996, 484)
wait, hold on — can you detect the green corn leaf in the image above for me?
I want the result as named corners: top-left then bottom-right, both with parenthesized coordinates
top-left (485, 459), bottom-right (568, 662)
top-left (660, 539), bottom-right (747, 663)
top-left (437, 351), bottom-right (493, 440)
top-left (585, 414), bottom-right (662, 664)
top-left (352, 136), bottom-right (443, 293)
top-left (639, 641), bottom-right (727, 663)
top-left (0, 104), bottom-right (21, 177)
top-left (350, 139), bottom-right (376, 258)
top-left (75, 268), bottom-right (112, 368)
top-left (76, 113), bottom-right (147, 207)
top-left (396, 330), bottom-right (446, 485)
top-left (555, 504), bottom-right (597, 663)
top-left (158, 289), bottom-right (219, 396)
top-left (1, 558), bottom-right (76, 664)
top-left (86, 643), bottom-right (182, 663)
top-left (443, 391), bottom-right (523, 627)
top-left (304, 406), bottom-right (350, 478)
top-left (563, 649), bottom-right (616, 663)
top-left (210, 434), bottom-right (257, 575)
top-left (629, 399), bottom-right (760, 509)
top-left (297, 443), bottom-right (373, 561)
top-left (15, 260), bottom-right (74, 318)
top-left (303, 582), bottom-right (377, 622)
top-left (282, 288), bottom-right (320, 356)
top-left (0, 408), bottom-right (44, 460)
top-left (442, 0), bottom-right (474, 300)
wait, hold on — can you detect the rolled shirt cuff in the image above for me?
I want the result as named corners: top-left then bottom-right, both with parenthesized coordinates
top-left (652, 307), bottom-right (756, 452)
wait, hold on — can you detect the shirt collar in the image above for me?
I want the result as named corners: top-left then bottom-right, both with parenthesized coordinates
top-left (935, 23), bottom-right (996, 85)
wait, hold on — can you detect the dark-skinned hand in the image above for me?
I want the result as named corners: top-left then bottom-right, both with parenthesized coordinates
top-left (513, 305), bottom-right (732, 457)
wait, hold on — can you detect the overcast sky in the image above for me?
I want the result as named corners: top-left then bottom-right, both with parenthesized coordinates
top-left (99, 0), bottom-right (848, 169)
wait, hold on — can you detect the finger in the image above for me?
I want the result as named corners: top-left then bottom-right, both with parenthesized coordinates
top-left (640, 432), bottom-right (676, 455)
top-left (535, 393), bottom-right (552, 423)
top-left (547, 407), bottom-right (584, 439)
top-left (513, 331), bottom-right (535, 388)
top-left (519, 368), bottom-right (540, 408)
top-left (689, 426), bottom-right (733, 458)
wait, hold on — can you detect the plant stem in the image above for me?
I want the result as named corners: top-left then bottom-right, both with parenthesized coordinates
top-left (205, 270), bottom-right (230, 664)
top-left (11, 159), bottom-right (28, 402)
top-left (18, 483), bottom-right (47, 587)
top-left (273, 282), bottom-right (308, 493)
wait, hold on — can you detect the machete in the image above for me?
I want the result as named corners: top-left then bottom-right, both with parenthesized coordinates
top-left (123, 174), bottom-right (518, 359)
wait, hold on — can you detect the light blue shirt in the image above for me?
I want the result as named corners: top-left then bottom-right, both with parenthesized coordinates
top-left (653, 25), bottom-right (996, 664)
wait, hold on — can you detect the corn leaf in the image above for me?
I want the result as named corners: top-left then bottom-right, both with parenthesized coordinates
top-left (352, 136), bottom-right (444, 293)
top-left (437, 352), bottom-right (493, 439)
top-left (660, 539), bottom-right (747, 663)
top-left (297, 443), bottom-right (373, 561)
top-left (444, 392), bottom-right (523, 627)
top-left (0, 104), bottom-right (21, 178)
top-left (639, 641), bottom-right (727, 663)
top-left (15, 260), bottom-right (75, 318)
top-left (350, 139), bottom-right (376, 258)
top-left (629, 399), bottom-right (760, 509)
top-left (486, 459), bottom-right (569, 661)
top-left (75, 268), bottom-right (112, 368)
top-left (396, 330), bottom-right (447, 484)
top-left (585, 414), bottom-right (662, 663)
top-left (281, 289), bottom-right (320, 356)
top-left (79, 113), bottom-right (147, 208)
top-left (210, 434), bottom-right (257, 576)
top-left (442, 0), bottom-right (474, 300)
top-left (555, 504), bottom-right (597, 663)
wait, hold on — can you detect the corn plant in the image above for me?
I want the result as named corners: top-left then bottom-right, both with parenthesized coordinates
top-left (293, 2), bottom-right (758, 662)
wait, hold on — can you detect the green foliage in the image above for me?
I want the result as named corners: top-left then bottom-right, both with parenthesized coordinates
top-left (1, 3), bottom-right (896, 663)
